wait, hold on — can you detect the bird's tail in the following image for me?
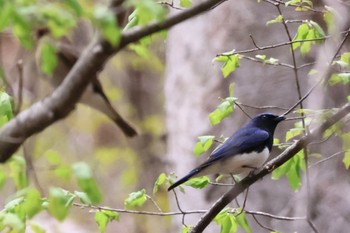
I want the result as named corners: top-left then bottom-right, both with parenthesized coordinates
top-left (168, 168), bottom-right (201, 191)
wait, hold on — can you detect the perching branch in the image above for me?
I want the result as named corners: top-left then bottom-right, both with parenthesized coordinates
top-left (0, 0), bottom-right (227, 162)
top-left (190, 103), bottom-right (350, 233)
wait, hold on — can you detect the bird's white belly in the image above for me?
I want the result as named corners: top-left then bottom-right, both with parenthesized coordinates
top-left (196, 147), bottom-right (270, 177)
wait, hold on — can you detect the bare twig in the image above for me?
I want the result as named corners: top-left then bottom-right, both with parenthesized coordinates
top-left (309, 151), bottom-right (346, 168)
top-left (15, 60), bottom-right (24, 115)
top-left (252, 214), bottom-right (277, 232)
top-left (73, 203), bottom-right (306, 221)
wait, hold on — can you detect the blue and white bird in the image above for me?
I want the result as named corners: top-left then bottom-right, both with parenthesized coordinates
top-left (168, 113), bottom-right (285, 191)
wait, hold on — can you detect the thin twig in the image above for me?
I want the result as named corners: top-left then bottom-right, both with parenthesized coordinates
top-left (216, 30), bottom-right (350, 57)
top-left (237, 102), bottom-right (289, 111)
top-left (240, 54), bottom-right (294, 69)
top-left (309, 151), bottom-right (346, 168)
top-left (146, 195), bottom-right (163, 212)
top-left (252, 214), bottom-right (277, 232)
top-left (73, 203), bottom-right (306, 221)
top-left (235, 102), bottom-right (252, 119)
top-left (15, 60), bottom-right (24, 115)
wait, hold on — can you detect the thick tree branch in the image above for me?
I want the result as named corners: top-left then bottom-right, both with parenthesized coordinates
top-left (0, 0), bottom-right (227, 162)
top-left (190, 103), bottom-right (350, 233)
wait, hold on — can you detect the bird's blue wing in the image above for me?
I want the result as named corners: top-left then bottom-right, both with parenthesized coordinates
top-left (198, 127), bottom-right (269, 169)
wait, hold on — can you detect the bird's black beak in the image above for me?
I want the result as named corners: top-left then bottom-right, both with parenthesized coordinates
top-left (275, 115), bottom-right (286, 122)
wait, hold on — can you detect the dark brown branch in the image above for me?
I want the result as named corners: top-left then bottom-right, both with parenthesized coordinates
top-left (0, 0), bottom-right (226, 162)
top-left (190, 103), bottom-right (350, 233)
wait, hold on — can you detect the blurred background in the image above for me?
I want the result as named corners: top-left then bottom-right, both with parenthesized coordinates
top-left (0, 0), bottom-right (349, 232)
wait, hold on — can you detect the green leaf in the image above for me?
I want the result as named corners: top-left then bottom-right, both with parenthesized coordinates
top-left (124, 189), bottom-right (147, 209)
top-left (64, 0), bottom-right (83, 16)
top-left (39, 42), bottom-right (58, 75)
top-left (55, 164), bottom-right (72, 181)
top-left (323, 6), bottom-right (335, 33)
top-left (12, 11), bottom-right (33, 48)
top-left (72, 162), bottom-right (102, 204)
top-left (285, 128), bottom-right (304, 141)
top-left (93, 5), bottom-right (121, 46)
top-left (184, 176), bottom-right (210, 189)
top-left (180, 0), bottom-right (192, 7)
top-left (23, 188), bottom-right (43, 219)
top-left (47, 188), bottom-right (73, 221)
top-left (40, 4), bottom-right (76, 38)
top-left (266, 15), bottom-right (283, 25)
top-left (9, 156), bottom-right (28, 190)
top-left (329, 73), bottom-right (350, 86)
top-left (95, 210), bottom-right (119, 233)
top-left (334, 52), bottom-right (350, 68)
top-left (153, 173), bottom-right (167, 194)
top-left (342, 151), bottom-right (350, 169)
top-left (0, 3), bottom-right (14, 31)
top-left (44, 149), bottom-right (61, 165)
top-left (235, 210), bottom-right (252, 233)
top-left (209, 97), bottom-right (237, 125)
top-left (130, 0), bottom-right (166, 26)
top-left (229, 83), bottom-right (235, 97)
top-left (182, 225), bottom-right (193, 233)
top-left (255, 54), bottom-right (266, 60)
top-left (30, 222), bottom-right (46, 233)
top-left (74, 191), bottom-right (92, 205)
top-left (341, 133), bottom-right (350, 169)
top-left (193, 135), bottom-right (215, 156)
top-left (214, 209), bottom-right (237, 233)
top-left (95, 211), bottom-right (108, 233)
top-left (0, 169), bottom-right (6, 189)
top-left (0, 91), bottom-right (13, 127)
top-left (292, 23), bottom-right (309, 50)
top-left (272, 151), bottom-right (304, 191)
top-left (0, 212), bottom-right (25, 232)
top-left (215, 54), bottom-right (240, 78)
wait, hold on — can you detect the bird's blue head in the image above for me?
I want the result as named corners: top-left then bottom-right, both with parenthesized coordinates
top-left (248, 113), bottom-right (285, 133)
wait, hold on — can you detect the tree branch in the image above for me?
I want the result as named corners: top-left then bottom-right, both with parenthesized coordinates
top-left (190, 103), bottom-right (350, 233)
top-left (0, 0), bottom-right (227, 162)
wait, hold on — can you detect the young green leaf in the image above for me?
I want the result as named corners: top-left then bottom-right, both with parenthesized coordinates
top-left (329, 73), bottom-right (350, 86)
top-left (93, 5), bottom-right (121, 46)
top-left (64, 0), bottom-right (83, 16)
top-left (0, 91), bottom-right (13, 127)
top-left (72, 162), bottom-right (103, 204)
top-left (209, 97), bottom-right (237, 125)
top-left (30, 222), bottom-right (46, 233)
top-left (215, 54), bottom-right (240, 78)
top-left (184, 176), bottom-right (210, 189)
top-left (272, 151), bottom-right (305, 191)
top-left (47, 188), bottom-right (73, 221)
top-left (0, 212), bottom-right (25, 232)
top-left (124, 189), bottom-right (147, 209)
top-left (341, 133), bottom-right (350, 169)
top-left (235, 209), bottom-right (252, 233)
top-left (9, 156), bottom-right (28, 190)
top-left (266, 15), bottom-right (283, 25)
top-left (180, 0), bottom-right (192, 8)
top-left (214, 209), bottom-right (237, 233)
top-left (23, 188), bottom-right (43, 219)
top-left (182, 225), bottom-right (193, 233)
top-left (95, 210), bottom-right (119, 233)
top-left (39, 42), bottom-right (58, 75)
top-left (74, 191), bottom-right (92, 205)
top-left (323, 6), bottom-right (335, 33)
top-left (153, 173), bottom-right (167, 194)
top-left (193, 135), bottom-right (215, 156)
